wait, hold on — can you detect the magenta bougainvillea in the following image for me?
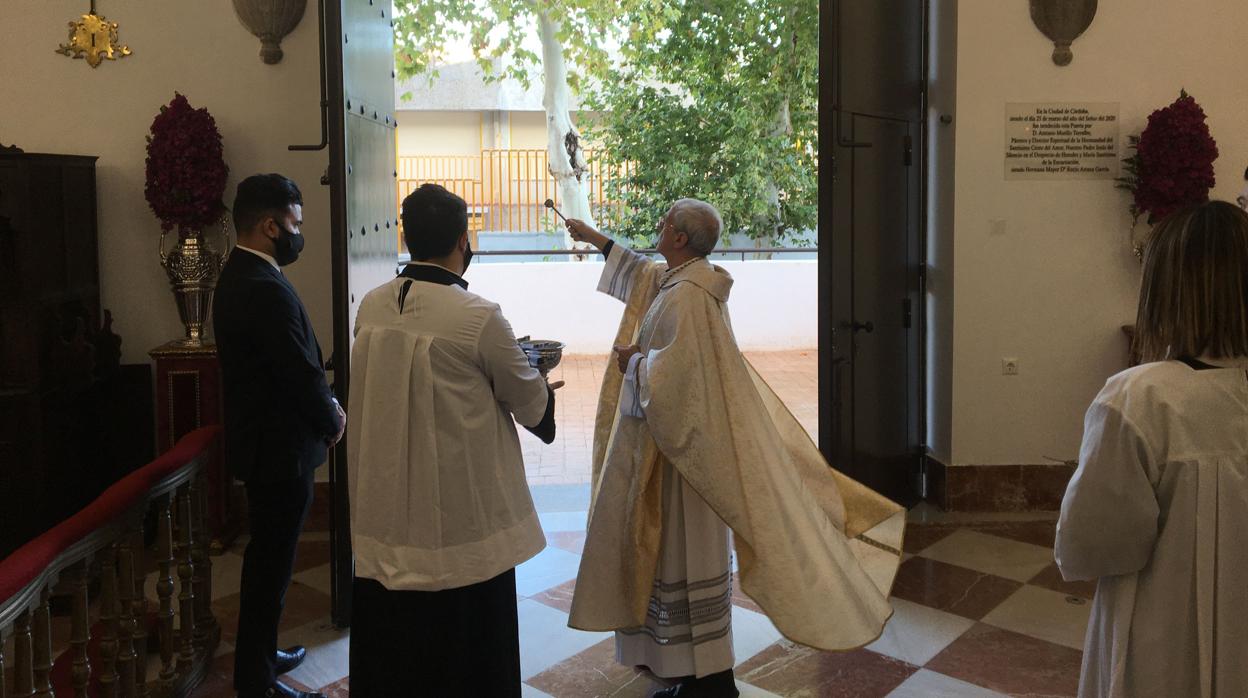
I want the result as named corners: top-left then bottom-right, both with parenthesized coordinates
top-left (144, 93), bottom-right (228, 233)
top-left (1119, 91), bottom-right (1219, 224)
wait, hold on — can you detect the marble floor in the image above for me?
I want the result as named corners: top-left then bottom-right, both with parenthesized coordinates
top-left (520, 351), bottom-right (819, 485)
top-left (191, 491), bottom-right (1090, 697)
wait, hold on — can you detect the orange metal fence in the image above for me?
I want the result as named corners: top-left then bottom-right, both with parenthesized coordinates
top-left (396, 149), bottom-right (632, 249)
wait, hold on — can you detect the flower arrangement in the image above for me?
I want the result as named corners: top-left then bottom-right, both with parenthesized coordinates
top-left (1117, 90), bottom-right (1218, 227)
top-left (144, 93), bottom-right (228, 233)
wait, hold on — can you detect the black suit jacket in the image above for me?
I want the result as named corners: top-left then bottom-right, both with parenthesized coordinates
top-left (213, 250), bottom-right (339, 483)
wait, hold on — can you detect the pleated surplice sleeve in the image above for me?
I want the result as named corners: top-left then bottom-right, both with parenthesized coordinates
top-left (1056, 399), bottom-right (1160, 582)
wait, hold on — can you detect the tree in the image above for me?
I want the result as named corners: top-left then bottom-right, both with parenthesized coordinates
top-left (585, 0), bottom-right (818, 248)
top-left (392, 0), bottom-right (619, 231)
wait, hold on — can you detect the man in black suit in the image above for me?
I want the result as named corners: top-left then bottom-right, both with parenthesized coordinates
top-left (214, 174), bottom-right (345, 698)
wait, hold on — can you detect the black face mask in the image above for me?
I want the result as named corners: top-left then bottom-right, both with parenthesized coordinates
top-left (270, 221), bottom-right (305, 266)
top-left (462, 238), bottom-right (474, 273)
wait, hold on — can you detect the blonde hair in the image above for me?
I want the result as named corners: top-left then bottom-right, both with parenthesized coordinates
top-left (1136, 200), bottom-right (1248, 362)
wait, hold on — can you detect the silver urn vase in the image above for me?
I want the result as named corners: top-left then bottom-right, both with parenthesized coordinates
top-left (159, 226), bottom-right (231, 347)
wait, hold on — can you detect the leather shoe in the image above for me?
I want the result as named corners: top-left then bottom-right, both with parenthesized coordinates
top-left (275, 646), bottom-right (307, 675)
top-left (652, 670), bottom-right (739, 698)
top-left (252, 680), bottom-right (325, 698)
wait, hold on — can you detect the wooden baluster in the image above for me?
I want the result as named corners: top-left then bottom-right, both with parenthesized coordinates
top-left (191, 475), bottom-right (214, 646)
top-left (70, 560), bottom-right (92, 698)
top-left (99, 546), bottom-right (120, 698)
top-left (13, 610), bottom-right (33, 698)
top-left (175, 485), bottom-right (196, 672)
top-left (32, 588), bottom-right (53, 697)
top-left (130, 529), bottom-right (149, 698)
top-left (1, 626), bottom-right (7, 698)
top-left (154, 495), bottom-right (176, 689)
top-left (117, 536), bottom-right (138, 697)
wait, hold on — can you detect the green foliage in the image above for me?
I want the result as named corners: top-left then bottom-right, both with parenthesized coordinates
top-left (585, 0), bottom-right (819, 244)
top-left (1115, 134), bottom-right (1142, 225)
top-left (392, 0), bottom-right (819, 245)
top-left (392, 0), bottom-right (616, 92)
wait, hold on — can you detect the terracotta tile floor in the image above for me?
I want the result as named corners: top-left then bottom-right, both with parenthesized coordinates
top-left (522, 351), bottom-right (818, 485)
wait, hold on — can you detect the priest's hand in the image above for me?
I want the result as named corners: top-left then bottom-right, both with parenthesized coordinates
top-left (613, 344), bottom-right (642, 374)
top-left (566, 219), bottom-right (608, 250)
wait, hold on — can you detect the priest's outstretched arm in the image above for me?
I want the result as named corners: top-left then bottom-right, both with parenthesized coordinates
top-left (565, 218), bottom-right (662, 303)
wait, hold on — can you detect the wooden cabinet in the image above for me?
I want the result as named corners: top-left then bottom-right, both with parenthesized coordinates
top-left (0, 152), bottom-right (158, 558)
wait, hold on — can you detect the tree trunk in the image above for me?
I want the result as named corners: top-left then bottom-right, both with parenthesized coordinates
top-left (537, 11), bottom-right (595, 249)
top-left (758, 97), bottom-right (792, 259)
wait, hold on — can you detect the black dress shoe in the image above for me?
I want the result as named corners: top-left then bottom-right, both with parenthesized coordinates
top-left (275, 646), bottom-right (307, 675)
top-left (651, 670), bottom-right (740, 698)
top-left (255, 679), bottom-right (325, 698)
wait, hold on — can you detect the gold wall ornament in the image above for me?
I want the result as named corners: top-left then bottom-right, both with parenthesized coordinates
top-left (1029, 0), bottom-right (1097, 67)
top-left (55, 2), bottom-right (132, 68)
top-left (231, 0), bottom-right (307, 65)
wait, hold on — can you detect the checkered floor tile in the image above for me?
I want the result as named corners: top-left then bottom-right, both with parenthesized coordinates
top-left (180, 498), bottom-right (1085, 697)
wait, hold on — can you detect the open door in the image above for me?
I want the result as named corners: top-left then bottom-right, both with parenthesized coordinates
top-left (819, 0), bottom-right (927, 506)
top-left (323, 0), bottom-right (401, 627)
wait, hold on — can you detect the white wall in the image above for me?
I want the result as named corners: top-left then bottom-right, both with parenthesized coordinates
top-left (508, 112), bottom-right (551, 150)
top-left (0, 3), bottom-right (333, 364)
top-left (468, 261), bottom-right (818, 354)
top-left (946, 0), bottom-right (1248, 465)
top-left (396, 111), bottom-right (482, 155)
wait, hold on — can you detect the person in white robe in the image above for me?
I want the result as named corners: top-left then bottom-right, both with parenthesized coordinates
top-left (564, 200), bottom-right (906, 698)
top-left (346, 184), bottom-right (560, 697)
top-left (1057, 200), bottom-right (1248, 698)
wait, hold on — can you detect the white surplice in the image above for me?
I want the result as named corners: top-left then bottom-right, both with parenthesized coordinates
top-left (1057, 358), bottom-right (1248, 698)
top-left (346, 268), bottom-right (549, 592)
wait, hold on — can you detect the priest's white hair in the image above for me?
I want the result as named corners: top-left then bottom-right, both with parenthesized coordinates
top-left (669, 198), bottom-right (723, 257)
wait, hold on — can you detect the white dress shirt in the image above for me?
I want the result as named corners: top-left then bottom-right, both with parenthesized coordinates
top-left (234, 244), bottom-right (280, 270)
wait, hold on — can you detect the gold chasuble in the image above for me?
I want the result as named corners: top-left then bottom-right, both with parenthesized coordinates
top-left (568, 250), bottom-right (906, 652)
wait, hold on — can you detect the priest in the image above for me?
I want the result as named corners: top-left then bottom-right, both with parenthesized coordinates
top-left (564, 200), bottom-right (905, 698)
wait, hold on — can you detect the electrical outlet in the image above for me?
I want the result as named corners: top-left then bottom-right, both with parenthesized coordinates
top-left (1002, 358), bottom-right (1020, 376)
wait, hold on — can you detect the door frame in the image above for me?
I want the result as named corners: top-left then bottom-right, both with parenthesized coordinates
top-left (324, 0), bottom-right (354, 628)
top-left (817, 0), bottom-right (930, 501)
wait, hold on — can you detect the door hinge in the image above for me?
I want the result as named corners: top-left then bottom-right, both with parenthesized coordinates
top-left (903, 134), bottom-right (913, 167)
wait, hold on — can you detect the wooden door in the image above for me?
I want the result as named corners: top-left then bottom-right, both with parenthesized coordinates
top-left (819, 0), bottom-right (927, 505)
top-left (325, 0), bottom-right (400, 626)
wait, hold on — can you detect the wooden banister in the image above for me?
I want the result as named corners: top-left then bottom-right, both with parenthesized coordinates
top-left (0, 427), bottom-right (222, 698)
